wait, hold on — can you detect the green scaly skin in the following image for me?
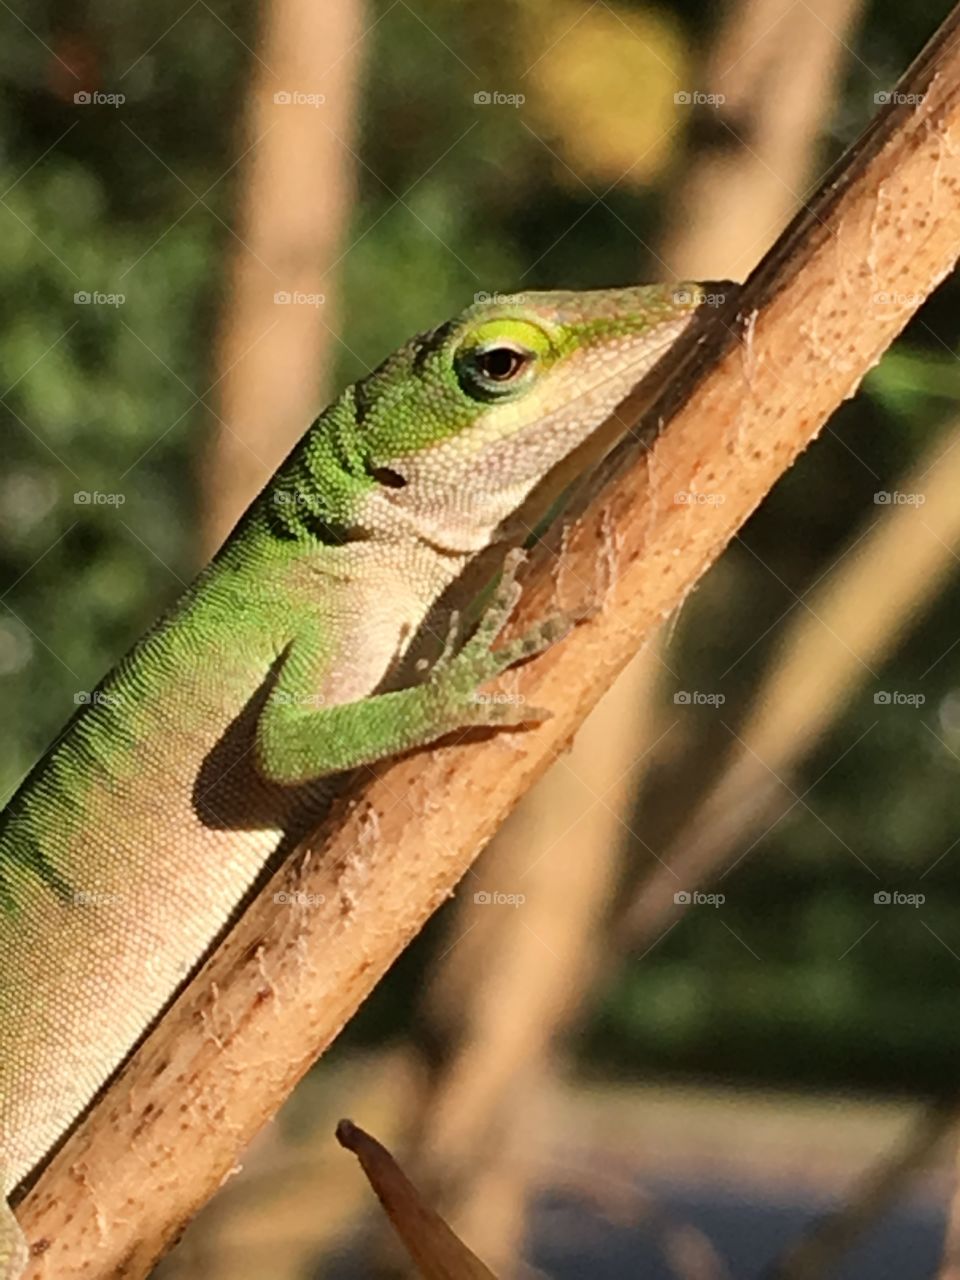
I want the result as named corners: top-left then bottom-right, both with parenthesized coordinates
top-left (0, 283), bottom-right (715, 1274)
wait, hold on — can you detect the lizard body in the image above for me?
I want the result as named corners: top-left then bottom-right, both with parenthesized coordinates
top-left (0, 284), bottom-right (713, 1274)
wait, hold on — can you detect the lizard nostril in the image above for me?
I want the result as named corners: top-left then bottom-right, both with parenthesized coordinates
top-left (369, 465), bottom-right (407, 490)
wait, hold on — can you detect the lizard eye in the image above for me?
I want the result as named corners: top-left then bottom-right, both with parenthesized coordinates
top-left (476, 345), bottom-right (528, 381)
top-left (456, 341), bottom-right (536, 400)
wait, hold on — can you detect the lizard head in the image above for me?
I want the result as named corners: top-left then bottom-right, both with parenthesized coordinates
top-left (335, 283), bottom-right (722, 553)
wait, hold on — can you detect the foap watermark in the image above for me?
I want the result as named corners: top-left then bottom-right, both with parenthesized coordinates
top-left (473, 90), bottom-right (525, 107)
top-left (872, 291), bottom-right (927, 308)
top-left (272, 691), bottom-right (326, 708)
top-left (74, 90), bottom-right (125, 107)
top-left (874, 691), bottom-right (925, 707)
top-left (273, 90), bottom-right (326, 107)
top-left (874, 890), bottom-right (925, 908)
top-left (275, 290), bottom-right (325, 307)
top-left (474, 890), bottom-right (525, 907)
top-left (274, 890), bottom-right (327, 907)
top-left (74, 490), bottom-right (126, 506)
top-left (674, 690), bottom-right (725, 707)
top-left (874, 490), bottom-right (925, 506)
top-left (471, 690), bottom-right (525, 707)
top-left (72, 889), bottom-right (122, 907)
top-left (874, 90), bottom-right (926, 106)
top-left (672, 287), bottom-right (727, 308)
top-left (674, 90), bottom-right (725, 106)
top-left (674, 490), bottom-right (725, 506)
top-left (273, 488), bottom-right (319, 507)
top-left (474, 290), bottom-right (528, 305)
top-left (74, 290), bottom-right (125, 307)
top-left (674, 890), bottom-right (725, 907)
top-left (74, 690), bottom-right (123, 707)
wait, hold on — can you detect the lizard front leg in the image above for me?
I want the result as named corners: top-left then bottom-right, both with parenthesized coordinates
top-left (255, 552), bottom-right (579, 786)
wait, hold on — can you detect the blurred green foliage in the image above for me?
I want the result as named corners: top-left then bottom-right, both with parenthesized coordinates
top-left (2, 0), bottom-right (960, 1095)
top-left (0, 3), bottom-right (253, 785)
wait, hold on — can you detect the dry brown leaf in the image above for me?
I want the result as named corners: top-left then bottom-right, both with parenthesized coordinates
top-left (336, 1119), bottom-right (499, 1279)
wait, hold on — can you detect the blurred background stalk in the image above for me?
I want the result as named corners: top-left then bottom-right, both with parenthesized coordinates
top-left (623, 419), bottom-right (960, 947)
top-left (200, 0), bottom-right (365, 557)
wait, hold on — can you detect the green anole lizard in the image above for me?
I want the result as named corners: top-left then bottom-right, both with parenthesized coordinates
top-left (0, 283), bottom-right (717, 1275)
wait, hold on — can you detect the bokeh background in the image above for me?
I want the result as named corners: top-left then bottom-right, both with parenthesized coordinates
top-left (3, 1), bottom-right (960, 1277)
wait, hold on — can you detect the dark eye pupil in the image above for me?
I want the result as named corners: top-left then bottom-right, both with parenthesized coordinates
top-left (477, 347), bottom-right (525, 381)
